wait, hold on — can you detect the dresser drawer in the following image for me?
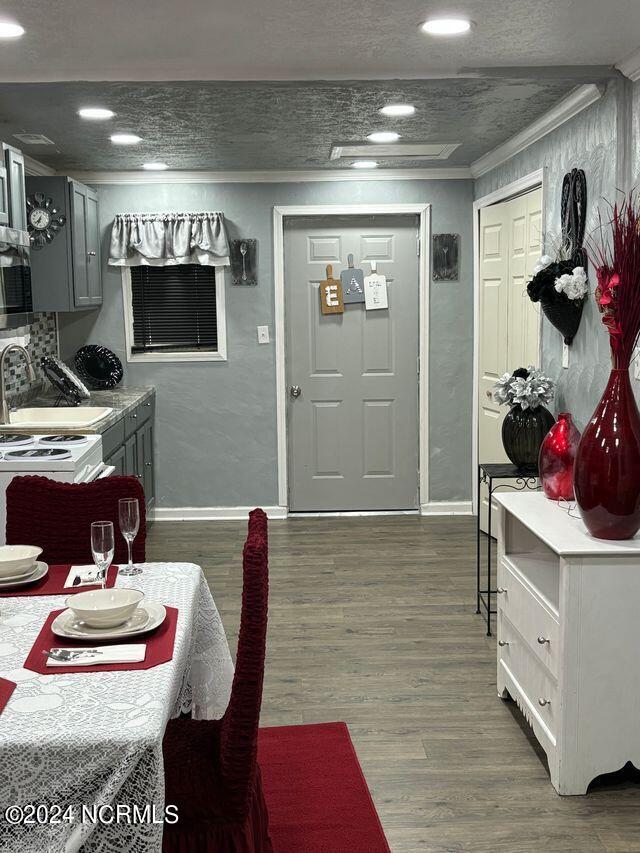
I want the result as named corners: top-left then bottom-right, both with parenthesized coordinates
top-left (498, 609), bottom-right (557, 740)
top-left (497, 556), bottom-right (559, 677)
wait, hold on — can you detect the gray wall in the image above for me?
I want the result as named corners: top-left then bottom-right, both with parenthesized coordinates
top-left (633, 78), bottom-right (640, 187)
top-left (474, 80), bottom-right (624, 431)
top-left (58, 179), bottom-right (473, 508)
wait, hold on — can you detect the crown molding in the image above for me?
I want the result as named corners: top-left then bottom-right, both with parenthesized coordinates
top-left (470, 83), bottom-right (604, 179)
top-left (66, 166), bottom-right (471, 185)
top-left (23, 155), bottom-right (56, 177)
top-left (616, 47), bottom-right (640, 81)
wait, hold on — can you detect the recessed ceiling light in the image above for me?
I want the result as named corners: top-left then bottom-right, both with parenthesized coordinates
top-left (367, 131), bottom-right (400, 143)
top-left (79, 107), bottom-right (115, 120)
top-left (111, 133), bottom-right (142, 145)
top-left (421, 17), bottom-right (472, 35)
top-left (379, 104), bottom-right (415, 117)
top-left (142, 162), bottom-right (169, 170)
top-left (0, 21), bottom-right (25, 38)
top-left (352, 160), bottom-right (378, 169)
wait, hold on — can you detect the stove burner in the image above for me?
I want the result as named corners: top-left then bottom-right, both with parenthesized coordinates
top-left (4, 448), bottom-right (73, 460)
top-left (39, 434), bottom-right (88, 445)
top-left (0, 434), bottom-right (35, 446)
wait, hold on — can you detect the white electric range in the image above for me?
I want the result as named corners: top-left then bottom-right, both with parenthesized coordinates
top-left (0, 433), bottom-right (114, 543)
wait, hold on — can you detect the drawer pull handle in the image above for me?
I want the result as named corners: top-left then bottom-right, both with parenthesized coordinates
top-left (538, 698), bottom-right (551, 707)
top-left (498, 640), bottom-right (509, 647)
top-left (537, 636), bottom-right (550, 645)
top-left (497, 587), bottom-right (507, 594)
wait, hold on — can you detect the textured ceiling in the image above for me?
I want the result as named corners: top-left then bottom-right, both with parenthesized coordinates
top-left (0, 78), bottom-right (586, 171)
top-left (0, 0), bottom-right (638, 82)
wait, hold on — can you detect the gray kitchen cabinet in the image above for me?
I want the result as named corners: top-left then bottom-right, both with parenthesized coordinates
top-left (0, 163), bottom-right (9, 226)
top-left (25, 175), bottom-right (102, 312)
top-left (4, 145), bottom-right (26, 231)
top-left (102, 393), bottom-right (156, 517)
top-left (109, 443), bottom-right (126, 476)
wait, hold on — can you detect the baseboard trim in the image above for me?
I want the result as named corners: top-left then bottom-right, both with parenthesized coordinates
top-left (152, 505), bottom-right (288, 521)
top-left (420, 501), bottom-right (473, 516)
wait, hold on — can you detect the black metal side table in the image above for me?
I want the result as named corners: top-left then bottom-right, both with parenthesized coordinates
top-left (476, 463), bottom-right (539, 636)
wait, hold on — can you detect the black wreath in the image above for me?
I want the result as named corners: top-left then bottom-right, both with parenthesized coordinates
top-left (526, 169), bottom-right (588, 344)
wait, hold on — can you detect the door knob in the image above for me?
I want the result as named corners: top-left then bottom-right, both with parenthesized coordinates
top-left (290, 385), bottom-right (302, 398)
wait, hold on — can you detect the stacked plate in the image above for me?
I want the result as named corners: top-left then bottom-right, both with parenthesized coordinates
top-left (0, 545), bottom-right (47, 589)
top-left (52, 603), bottom-right (166, 640)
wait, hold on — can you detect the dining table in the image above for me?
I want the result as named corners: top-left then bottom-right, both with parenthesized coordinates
top-left (0, 561), bottom-right (235, 853)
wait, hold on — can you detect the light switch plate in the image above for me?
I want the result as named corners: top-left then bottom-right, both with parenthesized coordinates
top-left (257, 325), bottom-right (270, 344)
top-left (562, 343), bottom-right (570, 369)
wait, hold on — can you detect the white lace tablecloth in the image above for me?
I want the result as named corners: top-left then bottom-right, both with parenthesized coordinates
top-left (0, 562), bottom-right (234, 853)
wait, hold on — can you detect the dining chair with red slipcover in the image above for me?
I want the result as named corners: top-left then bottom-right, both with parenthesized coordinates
top-left (162, 508), bottom-right (272, 853)
top-left (5, 474), bottom-right (146, 565)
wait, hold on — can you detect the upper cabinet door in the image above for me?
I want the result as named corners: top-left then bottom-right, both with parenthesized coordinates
top-left (4, 146), bottom-right (26, 231)
top-left (0, 164), bottom-right (9, 226)
top-left (85, 188), bottom-right (102, 305)
top-left (69, 181), bottom-right (90, 307)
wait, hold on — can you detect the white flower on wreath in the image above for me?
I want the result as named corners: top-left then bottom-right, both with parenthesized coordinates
top-left (554, 266), bottom-right (588, 301)
top-left (532, 255), bottom-right (553, 276)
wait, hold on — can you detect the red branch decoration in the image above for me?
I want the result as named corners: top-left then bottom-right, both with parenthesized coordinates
top-left (591, 194), bottom-right (640, 368)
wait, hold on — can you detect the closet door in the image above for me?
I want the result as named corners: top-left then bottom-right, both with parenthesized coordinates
top-left (478, 187), bottom-right (542, 533)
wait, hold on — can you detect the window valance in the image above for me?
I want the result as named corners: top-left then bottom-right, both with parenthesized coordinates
top-left (108, 212), bottom-right (230, 268)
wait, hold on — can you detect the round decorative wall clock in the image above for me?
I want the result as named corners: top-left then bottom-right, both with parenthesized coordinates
top-left (26, 192), bottom-right (67, 249)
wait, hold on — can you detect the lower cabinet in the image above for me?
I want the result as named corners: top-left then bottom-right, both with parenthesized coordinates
top-left (102, 394), bottom-right (156, 518)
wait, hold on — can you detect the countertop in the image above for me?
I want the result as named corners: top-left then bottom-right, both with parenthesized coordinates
top-left (2, 386), bottom-right (155, 435)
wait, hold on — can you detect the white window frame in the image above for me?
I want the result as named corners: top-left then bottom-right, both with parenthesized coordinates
top-left (121, 266), bottom-right (227, 363)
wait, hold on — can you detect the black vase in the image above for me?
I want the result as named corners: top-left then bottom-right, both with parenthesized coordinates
top-left (540, 294), bottom-right (585, 345)
top-left (502, 405), bottom-right (555, 472)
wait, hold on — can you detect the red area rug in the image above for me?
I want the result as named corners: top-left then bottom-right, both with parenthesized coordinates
top-left (258, 722), bottom-right (390, 853)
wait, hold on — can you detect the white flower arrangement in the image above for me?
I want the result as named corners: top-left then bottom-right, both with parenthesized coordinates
top-left (493, 366), bottom-right (555, 411)
top-left (554, 266), bottom-right (588, 301)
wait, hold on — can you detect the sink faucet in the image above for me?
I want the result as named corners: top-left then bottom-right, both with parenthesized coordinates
top-left (0, 345), bottom-right (36, 424)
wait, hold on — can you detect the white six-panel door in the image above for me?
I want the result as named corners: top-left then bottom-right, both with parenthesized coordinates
top-left (478, 188), bottom-right (542, 531)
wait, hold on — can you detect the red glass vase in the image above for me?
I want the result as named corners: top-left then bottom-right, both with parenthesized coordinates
top-left (574, 368), bottom-right (640, 539)
top-left (538, 412), bottom-right (581, 501)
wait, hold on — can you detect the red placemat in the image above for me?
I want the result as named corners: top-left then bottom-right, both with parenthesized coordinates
top-left (24, 606), bottom-right (178, 674)
top-left (0, 564), bottom-right (118, 597)
top-left (0, 678), bottom-right (16, 714)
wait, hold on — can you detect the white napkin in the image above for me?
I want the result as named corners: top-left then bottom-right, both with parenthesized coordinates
top-left (46, 645), bottom-right (146, 667)
top-left (64, 565), bottom-right (104, 588)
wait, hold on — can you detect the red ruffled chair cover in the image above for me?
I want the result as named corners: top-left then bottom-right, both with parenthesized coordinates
top-left (162, 508), bottom-right (273, 853)
top-left (5, 474), bottom-right (146, 565)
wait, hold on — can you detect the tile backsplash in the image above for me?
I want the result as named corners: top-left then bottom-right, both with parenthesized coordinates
top-left (0, 312), bottom-right (59, 403)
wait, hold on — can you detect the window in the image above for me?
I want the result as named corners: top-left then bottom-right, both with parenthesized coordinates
top-left (122, 264), bottom-right (226, 362)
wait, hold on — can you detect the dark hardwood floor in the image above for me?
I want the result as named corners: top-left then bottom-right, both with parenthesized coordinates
top-left (147, 515), bottom-right (640, 853)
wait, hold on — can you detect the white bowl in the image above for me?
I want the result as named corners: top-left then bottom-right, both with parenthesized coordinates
top-left (0, 545), bottom-right (42, 579)
top-left (66, 588), bottom-right (145, 629)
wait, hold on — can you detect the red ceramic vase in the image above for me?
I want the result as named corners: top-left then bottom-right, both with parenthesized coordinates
top-left (574, 368), bottom-right (640, 540)
top-left (538, 412), bottom-right (581, 501)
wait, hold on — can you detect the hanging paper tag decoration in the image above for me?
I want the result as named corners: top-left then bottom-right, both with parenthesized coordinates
top-left (340, 253), bottom-right (365, 304)
top-left (319, 264), bottom-right (344, 315)
top-left (364, 260), bottom-right (388, 310)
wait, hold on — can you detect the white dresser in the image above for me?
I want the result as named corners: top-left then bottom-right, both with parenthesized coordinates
top-left (494, 492), bottom-right (640, 795)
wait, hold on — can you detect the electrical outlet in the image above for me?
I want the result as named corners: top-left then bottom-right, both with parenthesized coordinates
top-left (562, 343), bottom-right (570, 369)
top-left (257, 325), bottom-right (270, 344)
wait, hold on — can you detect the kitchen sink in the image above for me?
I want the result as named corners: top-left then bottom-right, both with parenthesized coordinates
top-left (5, 407), bottom-right (113, 430)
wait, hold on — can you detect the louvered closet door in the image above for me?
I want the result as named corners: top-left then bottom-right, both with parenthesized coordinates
top-left (284, 215), bottom-right (420, 512)
top-left (478, 188), bottom-right (542, 533)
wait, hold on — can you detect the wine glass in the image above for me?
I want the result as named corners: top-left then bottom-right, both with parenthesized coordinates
top-left (118, 497), bottom-right (142, 576)
top-left (91, 521), bottom-right (114, 589)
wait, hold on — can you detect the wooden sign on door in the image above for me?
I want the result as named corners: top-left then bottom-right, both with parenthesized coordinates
top-left (319, 264), bottom-right (344, 314)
